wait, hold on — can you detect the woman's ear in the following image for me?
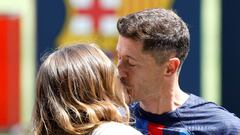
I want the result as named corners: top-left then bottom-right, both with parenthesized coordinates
top-left (165, 57), bottom-right (180, 76)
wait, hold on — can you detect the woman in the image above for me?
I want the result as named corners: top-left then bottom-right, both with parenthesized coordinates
top-left (32, 43), bottom-right (141, 135)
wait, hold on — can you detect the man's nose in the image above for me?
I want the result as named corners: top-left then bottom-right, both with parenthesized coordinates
top-left (117, 60), bottom-right (127, 78)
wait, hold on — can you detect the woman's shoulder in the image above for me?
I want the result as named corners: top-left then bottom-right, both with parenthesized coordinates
top-left (91, 122), bottom-right (142, 135)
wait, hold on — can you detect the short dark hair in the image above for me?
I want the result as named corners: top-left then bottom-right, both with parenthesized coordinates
top-left (117, 8), bottom-right (190, 65)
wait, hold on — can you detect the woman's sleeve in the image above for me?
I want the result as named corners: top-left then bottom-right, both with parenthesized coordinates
top-left (91, 122), bottom-right (143, 135)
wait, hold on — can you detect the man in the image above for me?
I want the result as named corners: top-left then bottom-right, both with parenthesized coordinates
top-left (116, 8), bottom-right (240, 135)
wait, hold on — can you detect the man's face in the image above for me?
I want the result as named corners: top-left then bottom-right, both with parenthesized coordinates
top-left (116, 36), bottom-right (165, 103)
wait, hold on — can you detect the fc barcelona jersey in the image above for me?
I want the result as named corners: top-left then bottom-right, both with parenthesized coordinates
top-left (130, 94), bottom-right (240, 135)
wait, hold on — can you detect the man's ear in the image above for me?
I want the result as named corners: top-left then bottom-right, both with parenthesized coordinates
top-left (165, 58), bottom-right (180, 76)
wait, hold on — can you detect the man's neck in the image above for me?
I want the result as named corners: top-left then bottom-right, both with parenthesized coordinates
top-left (139, 88), bottom-right (189, 115)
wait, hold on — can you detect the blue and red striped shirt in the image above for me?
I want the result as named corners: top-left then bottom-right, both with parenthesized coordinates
top-left (130, 94), bottom-right (240, 135)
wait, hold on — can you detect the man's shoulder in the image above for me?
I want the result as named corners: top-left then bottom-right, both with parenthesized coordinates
top-left (178, 94), bottom-right (240, 134)
top-left (179, 94), bottom-right (240, 121)
top-left (181, 94), bottom-right (237, 116)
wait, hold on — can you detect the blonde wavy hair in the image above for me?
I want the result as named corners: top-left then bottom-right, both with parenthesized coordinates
top-left (32, 44), bottom-right (130, 135)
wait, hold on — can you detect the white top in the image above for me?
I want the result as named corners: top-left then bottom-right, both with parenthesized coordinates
top-left (91, 122), bottom-right (142, 135)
